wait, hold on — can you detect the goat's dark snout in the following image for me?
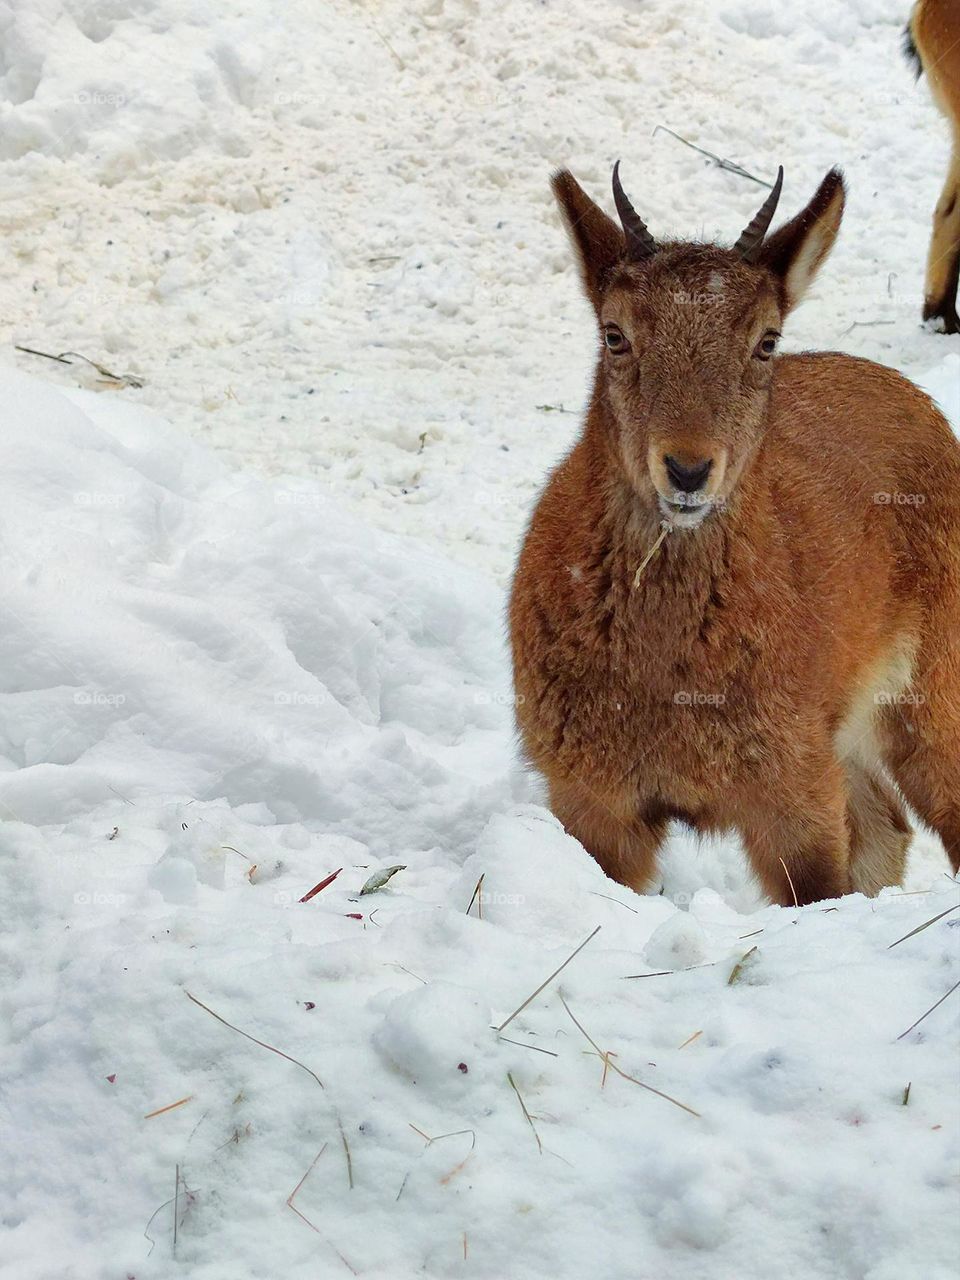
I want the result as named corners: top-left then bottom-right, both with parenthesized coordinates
top-left (664, 455), bottom-right (713, 493)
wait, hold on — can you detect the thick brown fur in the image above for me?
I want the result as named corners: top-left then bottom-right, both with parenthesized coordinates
top-left (509, 166), bottom-right (960, 906)
top-left (907, 0), bottom-right (960, 331)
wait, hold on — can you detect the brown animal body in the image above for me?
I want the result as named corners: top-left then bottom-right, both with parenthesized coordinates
top-left (906, 0), bottom-right (960, 331)
top-left (509, 164), bottom-right (960, 906)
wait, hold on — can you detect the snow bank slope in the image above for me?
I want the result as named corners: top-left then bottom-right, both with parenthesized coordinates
top-left (0, 369), bottom-right (957, 1279)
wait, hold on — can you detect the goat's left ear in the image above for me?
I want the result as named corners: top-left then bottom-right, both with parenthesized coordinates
top-left (760, 168), bottom-right (845, 312)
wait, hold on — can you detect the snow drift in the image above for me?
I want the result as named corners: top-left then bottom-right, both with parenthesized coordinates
top-left (0, 367), bottom-right (957, 1280)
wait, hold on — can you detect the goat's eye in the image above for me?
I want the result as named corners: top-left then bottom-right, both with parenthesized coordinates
top-left (604, 325), bottom-right (631, 355)
top-left (754, 331), bottom-right (780, 361)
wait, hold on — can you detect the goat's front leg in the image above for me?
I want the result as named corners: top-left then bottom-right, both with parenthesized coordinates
top-left (738, 760), bottom-right (852, 906)
top-left (548, 776), bottom-right (665, 893)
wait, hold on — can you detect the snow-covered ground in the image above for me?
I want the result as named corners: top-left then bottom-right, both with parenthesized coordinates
top-left (0, 2), bottom-right (958, 1278)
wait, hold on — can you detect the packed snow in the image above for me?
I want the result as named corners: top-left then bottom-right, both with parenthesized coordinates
top-left (0, 1), bottom-right (958, 1278)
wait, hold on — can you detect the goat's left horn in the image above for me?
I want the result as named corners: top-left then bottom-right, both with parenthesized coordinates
top-left (612, 161), bottom-right (657, 262)
top-left (733, 165), bottom-right (784, 263)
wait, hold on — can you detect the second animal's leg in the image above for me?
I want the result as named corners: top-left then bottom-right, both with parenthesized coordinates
top-left (923, 140), bottom-right (960, 333)
top-left (549, 777), bottom-right (665, 892)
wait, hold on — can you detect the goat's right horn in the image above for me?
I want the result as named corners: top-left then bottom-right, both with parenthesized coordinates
top-left (612, 161), bottom-right (658, 262)
top-left (734, 166), bottom-right (784, 263)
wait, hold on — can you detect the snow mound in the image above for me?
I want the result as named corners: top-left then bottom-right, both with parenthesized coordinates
top-left (0, 367), bottom-right (956, 1279)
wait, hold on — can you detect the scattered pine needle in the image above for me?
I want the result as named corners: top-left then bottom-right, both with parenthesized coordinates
top-left (463, 1233), bottom-right (468, 1260)
top-left (560, 995), bottom-right (700, 1117)
top-left (778, 858), bottom-right (799, 908)
top-left (185, 991), bottom-right (323, 1087)
top-left (888, 903), bottom-right (959, 949)
top-left (739, 928), bottom-right (764, 940)
top-left (300, 867), bottom-right (342, 903)
top-left (173, 1164), bottom-right (179, 1251)
top-left (677, 1030), bottom-right (703, 1050)
top-left (897, 978), bottom-right (960, 1041)
top-left (466, 873), bottom-right (485, 919)
top-left (902, 1082), bottom-right (912, 1106)
top-left (144, 1094), bottom-right (193, 1120)
top-left (507, 1072), bottom-right (543, 1154)
top-left (496, 925), bottom-right (601, 1032)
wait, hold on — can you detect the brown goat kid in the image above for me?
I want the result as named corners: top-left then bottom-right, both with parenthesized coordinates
top-left (510, 164), bottom-right (960, 906)
top-left (906, 0), bottom-right (960, 332)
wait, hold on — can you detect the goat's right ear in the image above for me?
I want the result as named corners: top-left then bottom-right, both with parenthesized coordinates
top-left (552, 170), bottom-right (624, 313)
top-left (759, 168), bottom-right (846, 313)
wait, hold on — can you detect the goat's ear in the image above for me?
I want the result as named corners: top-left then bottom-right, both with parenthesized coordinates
top-left (552, 170), bottom-right (624, 313)
top-left (760, 168), bottom-right (845, 312)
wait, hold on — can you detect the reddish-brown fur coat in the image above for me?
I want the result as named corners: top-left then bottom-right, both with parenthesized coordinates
top-left (510, 174), bottom-right (960, 905)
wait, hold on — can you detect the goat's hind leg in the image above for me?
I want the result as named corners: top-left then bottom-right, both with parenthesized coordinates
top-left (884, 696), bottom-right (960, 875)
top-left (845, 762), bottom-right (912, 895)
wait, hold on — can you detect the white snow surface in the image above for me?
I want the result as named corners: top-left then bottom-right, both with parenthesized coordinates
top-left (0, 1), bottom-right (959, 1278)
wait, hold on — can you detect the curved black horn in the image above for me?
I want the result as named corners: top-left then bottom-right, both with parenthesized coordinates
top-left (612, 161), bottom-right (657, 262)
top-left (734, 166), bottom-right (784, 263)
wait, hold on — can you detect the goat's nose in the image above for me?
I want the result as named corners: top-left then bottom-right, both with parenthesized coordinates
top-left (664, 455), bottom-right (712, 493)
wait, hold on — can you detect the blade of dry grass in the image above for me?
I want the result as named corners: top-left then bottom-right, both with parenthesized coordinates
top-left (186, 991), bottom-right (323, 1087)
top-left (497, 1034), bottom-right (559, 1058)
top-left (495, 925), bottom-right (601, 1032)
top-left (888, 903), bottom-right (959, 949)
top-left (507, 1072), bottom-right (542, 1154)
top-left (727, 946), bottom-right (759, 985)
top-left (560, 995), bottom-right (700, 1117)
top-left (144, 1095), bottom-right (193, 1120)
top-left (338, 1115), bottom-right (354, 1189)
top-left (466, 873), bottom-right (485, 918)
top-left (778, 858), bottom-right (799, 908)
top-left (897, 979), bottom-right (960, 1040)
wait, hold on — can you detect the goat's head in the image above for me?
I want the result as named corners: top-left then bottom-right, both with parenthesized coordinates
top-left (553, 163), bottom-right (846, 528)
